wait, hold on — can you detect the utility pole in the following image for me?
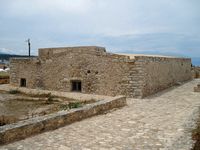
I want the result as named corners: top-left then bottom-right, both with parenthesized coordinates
top-left (26, 39), bottom-right (31, 57)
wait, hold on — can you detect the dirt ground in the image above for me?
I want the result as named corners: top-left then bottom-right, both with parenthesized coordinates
top-left (0, 90), bottom-right (96, 126)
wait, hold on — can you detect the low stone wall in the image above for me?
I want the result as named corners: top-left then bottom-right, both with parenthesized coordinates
top-left (0, 96), bottom-right (126, 145)
top-left (194, 84), bottom-right (200, 92)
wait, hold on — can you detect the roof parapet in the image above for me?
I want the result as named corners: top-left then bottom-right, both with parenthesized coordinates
top-left (38, 46), bottom-right (106, 60)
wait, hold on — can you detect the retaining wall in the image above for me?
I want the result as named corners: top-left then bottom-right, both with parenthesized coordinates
top-left (0, 96), bottom-right (126, 145)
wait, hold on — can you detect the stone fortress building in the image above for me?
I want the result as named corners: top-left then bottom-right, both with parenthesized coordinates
top-left (10, 46), bottom-right (192, 98)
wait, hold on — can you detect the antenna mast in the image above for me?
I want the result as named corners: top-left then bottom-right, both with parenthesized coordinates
top-left (26, 39), bottom-right (31, 57)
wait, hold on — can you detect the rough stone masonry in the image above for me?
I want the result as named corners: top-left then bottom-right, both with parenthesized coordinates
top-left (9, 46), bottom-right (192, 98)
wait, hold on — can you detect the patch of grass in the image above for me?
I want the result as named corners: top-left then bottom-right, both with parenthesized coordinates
top-left (0, 72), bottom-right (9, 78)
top-left (68, 102), bottom-right (82, 109)
top-left (60, 102), bottom-right (82, 110)
top-left (9, 89), bottom-right (21, 94)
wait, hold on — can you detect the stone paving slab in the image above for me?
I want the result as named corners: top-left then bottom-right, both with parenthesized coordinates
top-left (1, 79), bottom-right (200, 150)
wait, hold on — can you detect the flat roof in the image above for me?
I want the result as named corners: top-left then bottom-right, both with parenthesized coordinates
top-left (39, 46), bottom-right (106, 50)
top-left (117, 53), bottom-right (176, 59)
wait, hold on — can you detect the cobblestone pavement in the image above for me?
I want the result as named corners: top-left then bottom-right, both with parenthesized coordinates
top-left (1, 79), bottom-right (200, 150)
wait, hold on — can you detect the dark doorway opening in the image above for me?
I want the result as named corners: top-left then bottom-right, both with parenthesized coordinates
top-left (71, 80), bottom-right (82, 92)
top-left (20, 78), bottom-right (26, 87)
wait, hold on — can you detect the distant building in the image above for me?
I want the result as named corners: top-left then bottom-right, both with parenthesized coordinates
top-left (10, 46), bottom-right (192, 98)
top-left (0, 63), bottom-right (6, 69)
top-left (0, 59), bottom-right (9, 65)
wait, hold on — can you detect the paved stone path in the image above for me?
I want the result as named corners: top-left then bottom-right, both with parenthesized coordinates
top-left (1, 79), bottom-right (200, 150)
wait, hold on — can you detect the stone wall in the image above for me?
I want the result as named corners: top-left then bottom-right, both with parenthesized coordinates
top-left (38, 47), bottom-right (133, 97)
top-left (192, 67), bottom-right (200, 78)
top-left (135, 56), bottom-right (192, 97)
top-left (9, 58), bottom-right (41, 88)
top-left (10, 47), bottom-right (133, 97)
top-left (0, 96), bottom-right (126, 145)
top-left (9, 46), bottom-right (192, 98)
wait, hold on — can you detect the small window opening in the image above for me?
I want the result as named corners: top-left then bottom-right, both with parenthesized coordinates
top-left (71, 80), bottom-right (82, 92)
top-left (20, 78), bottom-right (26, 87)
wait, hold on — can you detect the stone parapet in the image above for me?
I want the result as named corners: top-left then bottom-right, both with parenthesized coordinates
top-left (38, 46), bottom-right (106, 60)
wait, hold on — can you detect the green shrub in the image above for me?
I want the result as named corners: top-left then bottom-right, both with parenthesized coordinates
top-left (60, 102), bottom-right (82, 110)
top-left (68, 102), bottom-right (82, 109)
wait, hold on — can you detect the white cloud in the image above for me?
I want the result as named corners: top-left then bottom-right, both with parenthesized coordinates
top-left (0, 48), bottom-right (13, 54)
top-left (3, 0), bottom-right (94, 16)
top-left (1, 0), bottom-right (199, 36)
top-left (0, 0), bottom-right (199, 61)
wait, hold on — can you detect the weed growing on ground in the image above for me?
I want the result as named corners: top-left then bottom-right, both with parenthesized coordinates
top-left (0, 72), bottom-right (9, 78)
top-left (68, 102), bottom-right (82, 109)
top-left (60, 102), bottom-right (82, 110)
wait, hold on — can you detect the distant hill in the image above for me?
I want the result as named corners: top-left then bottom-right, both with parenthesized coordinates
top-left (0, 54), bottom-right (35, 61)
top-left (192, 58), bottom-right (200, 67)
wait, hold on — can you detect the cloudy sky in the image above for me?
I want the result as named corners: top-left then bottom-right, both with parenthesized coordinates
top-left (0, 0), bottom-right (200, 64)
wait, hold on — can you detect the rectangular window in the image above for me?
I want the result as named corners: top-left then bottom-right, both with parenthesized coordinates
top-left (20, 78), bottom-right (26, 87)
top-left (71, 80), bottom-right (82, 92)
